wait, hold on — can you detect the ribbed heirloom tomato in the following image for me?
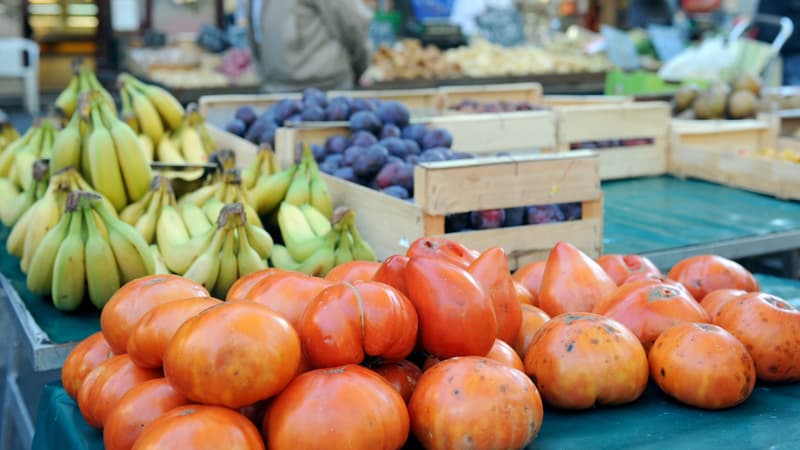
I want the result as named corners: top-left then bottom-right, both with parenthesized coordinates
top-left (163, 301), bottom-right (301, 408)
top-left (667, 254), bottom-right (759, 300)
top-left (406, 237), bottom-right (479, 268)
top-left (242, 271), bottom-right (332, 329)
top-left (324, 260), bottom-right (381, 282)
top-left (409, 357), bottom-right (543, 450)
top-left (467, 247), bottom-right (522, 344)
top-left (524, 312), bottom-right (649, 409)
top-left (61, 331), bottom-right (114, 400)
top-left (132, 405), bottom-right (265, 450)
top-left (514, 282), bottom-right (536, 305)
top-left (512, 260), bottom-right (546, 301)
top-left (513, 304), bottom-right (551, 360)
top-left (225, 268), bottom-right (286, 300)
top-left (372, 360), bottom-right (423, 403)
top-left (538, 242), bottom-right (617, 316)
top-left (596, 254), bottom-right (662, 286)
top-left (372, 254), bottom-right (410, 296)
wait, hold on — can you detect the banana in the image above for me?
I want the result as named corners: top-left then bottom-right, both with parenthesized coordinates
top-left (51, 208), bottom-right (85, 311)
top-left (49, 112), bottom-right (83, 175)
top-left (179, 183), bottom-right (217, 207)
top-left (83, 207), bottom-right (121, 309)
top-left (134, 182), bottom-right (162, 244)
top-left (138, 134), bottom-right (154, 163)
top-left (150, 245), bottom-right (170, 275)
top-left (6, 202), bottom-right (34, 257)
top-left (194, 121), bottom-right (216, 155)
top-left (94, 199), bottom-right (156, 282)
top-left (20, 185), bottom-right (62, 272)
top-left (179, 124), bottom-right (207, 164)
top-left (67, 169), bottom-right (119, 218)
top-left (241, 148), bottom-right (267, 190)
top-left (157, 203), bottom-right (207, 274)
top-left (183, 224), bottom-right (227, 291)
top-left (348, 215), bottom-right (377, 262)
top-left (0, 185), bottom-right (36, 226)
top-left (248, 165), bottom-right (296, 214)
top-left (14, 151), bottom-right (37, 192)
top-left (277, 202), bottom-right (333, 262)
top-left (40, 121), bottom-right (56, 159)
top-left (156, 134), bottom-right (185, 164)
top-left (299, 204), bottom-right (333, 236)
top-left (26, 211), bottom-right (72, 295)
top-left (120, 189), bottom-right (154, 225)
top-left (87, 105), bottom-right (128, 211)
top-left (54, 75), bottom-right (79, 118)
top-left (101, 104), bottom-right (152, 203)
top-left (283, 161), bottom-right (310, 206)
top-left (236, 222), bottom-right (268, 277)
top-left (203, 197), bottom-right (225, 225)
top-left (123, 74), bottom-right (184, 130)
top-left (270, 240), bottom-right (336, 277)
top-left (120, 87), bottom-right (140, 134)
top-left (179, 202), bottom-right (213, 238)
top-left (306, 152), bottom-right (334, 219)
top-left (334, 228), bottom-right (354, 266)
top-left (80, 116), bottom-right (94, 184)
top-left (83, 69), bottom-right (117, 116)
top-left (212, 223), bottom-right (238, 298)
top-left (0, 126), bottom-right (38, 177)
top-left (244, 223), bottom-right (273, 260)
top-left (127, 85), bottom-right (164, 144)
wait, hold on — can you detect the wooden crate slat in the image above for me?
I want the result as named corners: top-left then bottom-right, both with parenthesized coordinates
top-left (207, 124), bottom-right (259, 168)
top-left (595, 143), bottom-right (667, 180)
top-left (199, 93), bottom-right (298, 128)
top-left (439, 83), bottom-right (543, 108)
top-left (414, 151), bottom-right (600, 215)
top-left (428, 111), bottom-right (557, 154)
top-left (557, 102), bottom-right (671, 145)
top-left (543, 95), bottom-right (633, 107)
top-left (274, 125), bottom-right (349, 169)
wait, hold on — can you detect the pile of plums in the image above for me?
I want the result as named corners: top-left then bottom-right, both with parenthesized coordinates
top-left (445, 202), bottom-right (583, 232)
top-left (448, 99), bottom-right (546, 113)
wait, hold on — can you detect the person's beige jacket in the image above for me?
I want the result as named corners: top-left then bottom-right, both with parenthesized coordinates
top-left (248, 0), bottom-right (373, 92)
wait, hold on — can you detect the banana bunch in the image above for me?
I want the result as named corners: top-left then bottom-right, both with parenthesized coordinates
top-left (50, 95), bottom-right (153, 211)
top-left (0, 116), bottom-right (19, 151)
top-left (119, 175), bottom-right (180, 244)
top-left (0, 159), bottom-right (50, 226)
top-left (53, 63), bottom-right (116, 119)
top-left (118, 73), bottom-right (185, 143)
top-left (27, 191), bottom-right (155, 311)
top-left (179, 167), bottom-right (263, 228)
top-left (155, 104), bottom-right (216, 165)
top-left (241, 144), bottom-right (279, 190)
top-left (0, 118), bottom-right (58, 192)
top-left (157, 202), bottom-right (273, 297)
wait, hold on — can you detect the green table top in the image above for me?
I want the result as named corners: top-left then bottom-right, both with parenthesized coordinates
top-left (602, 176), bottom-right (800, 255)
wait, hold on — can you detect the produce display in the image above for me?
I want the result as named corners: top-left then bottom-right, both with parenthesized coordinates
top-left (672, 72), bottom-right (763, 120)
top-left (127, 44), bottom-right (258, 89)
top-left (448, 98), bottom-right (545, 113)
top-left (748, 146), bottom-right (800, 163)
top-left (361, 39), bottom-right (463, 83)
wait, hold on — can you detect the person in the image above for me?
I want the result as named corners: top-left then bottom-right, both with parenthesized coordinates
top-left (246, 0), bottom-right (374, 92)
top-left (755, 0), bottom-right (800, 86)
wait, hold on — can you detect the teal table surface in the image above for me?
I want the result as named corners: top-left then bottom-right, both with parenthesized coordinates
top-left (602, 176), bottom-right (800, 255)
top-left (30, 276), bottom-right (800, 450)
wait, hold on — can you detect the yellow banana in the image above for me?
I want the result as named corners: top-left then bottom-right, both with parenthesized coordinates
top-left (54, 75), bottom-right (79, 118)
top-left (127, 85), bottom-right (164, 144)
top-left (120, 87), bottom-right (140, 134)
top-left (83, 207), bottom-right (121, 309)
top-left (156, 134), bottom-right (185, 164)
top-left (94, 199), bottom-right (156, 282)
top-left (83, 69), bottom-right (117, 116)
top-left (244, 223), bottom-right (273, 260)
top-left (348, 215), bottom-right (377, 262)
top-left (248, 165), bottom-right (296, 214)
top-left (123, 74), bottom-right (184, 130)
top-left (51, 208), bottom-right (85, 311)
top-left (134, 183), bottom-right (162, 244)
top-left (6, 199), bottom-right (33, 257)
top-left (179, 124), bottom-right (207, 164)
top-left (241, 148), bottom-right (267, 190)
top-left (120, 189), bottom-right (154, 225)
top-left (67, 169), bottom-right (119, 218)
top-left (150, 244), bottom-right (170, 275)
top-left (299, 203), bottom-right (332, 236)
top-left (212, 224), bottom-right (238, 298)
top-left (157, 203), bottom-right (207, 274)
top-left (306, 153), bottom-right (334, 219)
top-left (179, 202), bottom-right (213, 238)
top-left (80, 117), bottom-right (94, 184)
top-left (236, 222), bottom-right (268, 277)
top-left (49, 112), bottom-right (83, 175)
top-left (26, 211), bottom-right (72, 295)
top-left (138, 134), bottom-right (154, 163)
top-left (87, 105), bottom-right (128, 211)
top-left (0, 185), bottom-right (36, 226)
top-left (20, 186), bottom-right (62, 273)
top-left (277, 202), bottom-right (333, 262)
top-left (179, 182), bottom-right (218, 207)
top-left (101, 104), bottom-right (152, 203)
top-left (183, 224), bottom-right (227, 291)
top-left (283, 161), bottom-right (310, 206)
top-left (270, 240), bottom-right (336, 277)
top-left (14, 151), bottom-right (37, 192)
top-left (203, 197), bottom-right (225, 225)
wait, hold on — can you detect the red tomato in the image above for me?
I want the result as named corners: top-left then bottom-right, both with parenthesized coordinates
top-left (467, 247), bottom-right (522, 343)
top-left (596, 254), bottom-right (662, 286)
top-left (538, 242), bottom-right (617, 316)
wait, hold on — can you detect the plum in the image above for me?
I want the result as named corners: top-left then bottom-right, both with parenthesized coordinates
top-left (386, 156), bottom-right (404, 166)
top-left (349, 110), bottom-right (382, 133)
top-left (310, 143), bottom-right (326, 162)
top-left (381, 123), bottom-right (402, 138)
top-left (421, 128), bottom-right (453, 149)
top-left (343, 146), bottom-right (364, 166)
top-left (480, 103), bottom-right (502, 113)
top-left (504, 207), bottom-right (526, 227)
top-left (245, 117), bottom-right (272, 143)
top-left (224, 118), bottom-right (247, 137)
top-left (325, 135), bottom-right (349, 154)
top-left (325, 99), bottom-right (351, 121)
top-left (376, 101), bottom-right (411, 127)
top-left (352, 144), bottom-right (388, 178)
top-left (302, 87), bottom-right (327, 107)
top-left (446, 213), bottom-right (471, 232)
top-left (301, 105), bottom-right (326, 122)
top-left (284, 113), bottom-right (303, 125)
top-left (319, 160), bottom-right (339, 174)
top-left (401, 124), bottom-right (427, 145)
top-left (558, 202), bottom-right (582, 220)
top-left (470, 209), bottom-right (506, 230)
top-left (234, 105), bottom-right (257, 126)
top-left (403, 139), bottom-right (421, 156)
top-left (258, 124), bottom-right (277, 146)
top-left (526, 205), bottom-right (565, 224)
top-left (375, 162), bottom-right (402, 189)
top-left (273, 99), bottom-right (303, 124)
top-left (351, 98), bottom-right (377, 114)
top-left (350, 131), bottom-right (378, 147)
top-left (379, 137), bottom-right (407, 158)
top-left (382, 185), bottom-right (409, 199)
top-left (323, 154), bottom-right (343, 167)
top-left (405, 154), bottom-right (419, 165)
top-left (333, 166), bottom-right (358, 183)
top-left (392, 163), bottom-right (414, 192)
top-left (418, 149), bottom-right (447, 163)
top-left (451, 151), bottom-right (475, 160)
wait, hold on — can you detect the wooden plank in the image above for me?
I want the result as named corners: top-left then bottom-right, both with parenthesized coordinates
top-left (593, 142), bottom-right (668, 180)
top-left (328, 88), bottom-right (441, 115)
top-left (557, 102), bottom-right (671, 145)
top-left (274, 125), bottom-right (349, 169)
top-left (207, 124), bottom-right (258, 168)
top-left (441, 218), bottom-right (602, 270)
top-left (543, 95), bottom-right (633, 107)
top-left (438, 83), bottom-right (544, 108)
top-left (428, 111), bottom-right (557, 154)
top-left (671, 115), bottom-right (779, 153)
top-left (414, 151), bottom-right (601, 215)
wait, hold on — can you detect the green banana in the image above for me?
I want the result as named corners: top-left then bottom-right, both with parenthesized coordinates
top-left (212, 223), bottom-right (238, 298)
top-left (94, 199), bottom-right (156, 281)
top-left (179, 202), bottom-right (213, 238)
top-left (25, 211), bottom-right (72, 296)
top-left (236, 222), bottom-right (268, 277)
top-left (283, 160), bottom-right (310, 206)
top-left (51, 207), bottom-right (85, 311)
top-left (83, 207), bottom-right (121, 309)
top-left (183, 223), bottom-right (228, 291)
top-left (277, 202), bottom-right (334, 262)
top-left (248, 164), bottom-right (296, 215)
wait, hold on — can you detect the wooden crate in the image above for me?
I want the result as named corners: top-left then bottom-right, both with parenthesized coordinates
top-left (274, 111), bottom-right (557, 169)
top-left (438, 83), bottom-right (543, 109)
top-left (669, 115), bottom-right (800, 200)
top-left (329, 88), bottom-right (441, 116)
top-left (555, 102), bottom-right (671, 180)
top-left (542, 95), bottom-right (633, 107)
top-left (322, 151), bottom-right (603, 269)
top-left (207, 124), bottom-right (260, 168)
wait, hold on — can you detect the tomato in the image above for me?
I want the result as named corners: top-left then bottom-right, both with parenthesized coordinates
top-left (715, 292), bottom-right (800, 382)
top-left (103, 378), bottom-right (189, 450)
top-left (485, 339), bottom-right (525, 371)
top-left (126, 297), bottom-right (222, 369)
top-left (324, 261), bottom-right (381, 282)
top-left (101, 275), bottom-right (210, 354)
top-left (77, 355), bottom-right (162, 428)
top-left (299, 281), bottom-right (418, 368)
top-left (226, 268), bottom-right (286, 301)
top-left (467, 247), bottom-right (522, 343)
top-left (406, 237), bottom-right (479, 268)
top-left (242, 272), bottom-right (331, 329)
top-left (538, 242), bottom-right (617, 316)
top-left (372, 360), bottom-right (423, 403)
top-left (405, 256), bottom-right (497, 358)
top-left (513, 304), bottom-right (551, 360)
top-left (620, 272), bottom-right (667, 285)
top-left (371, 255), bottom-right (410, 297)
top-left (667, 255), bottom-right (759, 300)
top-left (524, 312), bottom-right (649, 409)
top-left (593, 279), bottom-right (710, 351)
top-left (62, 332), bottom-right (115, 400)
top-left (649, 323), bottom-right (755, 409)
top-left (514, 281), bottom-right (536, 305)
top-left (132, 405), bottom-right (264, 450)
top-left (512, 260), bottom-right (545, 300)
top-left (596, 254), bottom-right (662, 286)
top-left (264, 365), bottom-right (409, 450)
top-left (409, 357), bottom-right (543, 450)
top-left (700, 289), bottom-right (747, 321)
top-left (163, 301), bottom-right (301, 408)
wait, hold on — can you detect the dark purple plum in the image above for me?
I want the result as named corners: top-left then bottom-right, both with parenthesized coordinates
top-left (418, 149), bottom-right (447, 163)
top-left (392, 163), bottom-right (414, 192)
top-left (480, 103), bottom-right (502, 113)
top-left (244, 117), bottom-right (271, 143)
top-left (323, 154), bottom-right (343, 167)
top-left (301, 105), bottom-right (326, 122)
top-left (558, 202), bottom-right (582, 221)
top-left (451, 152), bottom-right (475, 159)
top-left (350, 131), bottom-right (378, 147)
top-left (386, 156), bottom-right (404, 165)
top-left (401, 124), bottom-right (427, 145)
top-left (403, 139), bottom-right (421, 156)
top-left (273, 99), bottom-right (303, 124)
top-left (319, 160), bottom-right (339, 174)
top-left (421, 128), bottom-right (453, 149)
top-left (470, 209), bottom-right (506, 230)
top-left (405, 154), bottom-right (419, 165)
top-left (351, 98), bottom-right (377, 114)
top-left (381, 123), bottom-right (402, 139)
top-left (379, 137), bottom-right (407, 158)
top-left (375, 162), bottom-right (402, 189)
top-left (445, 213), bottom-right (471, 232)
top-left (260, 106), bottom-right (277, 124)
top-left (349, 110), bottom-right (382, 133)
top-left (310, 143), bottom-right (326, 162)
top-left (503, 207), bottom-right (526, 227)
top-left (258, 124), bottom-right (277, 146)
top-left (352, 144), bottom-right (388, 178)
top-left (284, 113), bottom-right (303, 125)
top-left (382, 185), bottom-right (409, 199)
top-left (526, 205), bottom-right (565, 224)
top-left (324, 135), bottom-right (349, 154)
top-left (343, 146), bottom-right (364, 166)
top-left (302, 87), bottom-right (327, 107)
top-left (234, 105), bottom-right (257, 126)
top-left (376, 101), bottom-right (411, 127)
top-left (333, 166), bottom-right (358, 183)
top-left (224, 118), bottom-right (247, 137)
top-left (325, 99), bottom-right (351, 121)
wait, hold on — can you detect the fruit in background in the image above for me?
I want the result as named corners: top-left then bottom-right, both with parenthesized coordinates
top-left (512, 260), bottom-right (546, 299)
top-left (376, 101), bottom-right (411, 127)
top-left (53, 62), bottom-right (117, 119)
top-left (667, 254), bottom-right (759, 301)
top-left (0, 117), bottom-right (58, 195)
top-left (61, 332), bottom-right (115, 400)
top-left (421, 128), bottom-right (453, 149)
top-left (692, 89), bottom-right (728, 120)
top-left (513, 304), bottom-right (550, 360)
top-left (526, 204), bottom-right (564, 224)
top-left (470, 209), bottom-right (505, 230)
top-left (648, 322), bottom-right (756, 410)
top-left (596, 254), bottom-right (662, 286)
top-left (732, 72), bottom-right (762, 96)
top-left (699, 288), bottom-right (747, 320)
top-left (728, 90), bottom-right (758, 119)
top-left (449, 98), bottom-right (546, 113)
top-left (524, 312), bottom-right (649, 409)
top-left (503, 206), bottom-right (526, 227)
top-left (372, 360), bottom-right (423, 403)
top-left (673, 85), bottom-right (700, 114)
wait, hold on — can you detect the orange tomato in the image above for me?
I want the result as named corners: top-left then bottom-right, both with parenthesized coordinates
top-left (324, 261), bottom-right (381, 282)
top-left (596, 254), bottom-right (662, 286)
top-left (372, 360), bottom-right (423, 403)
top-left (538, 242), bottom-right (617, 316)
top-left (225, 268), bottom-right (286, 301)
top-left (485, 339), bottom-right (525, 371)
top-left (406, 237), bottom-right (479, 268)
top-left (512, 304), bottom-right (551, 360)
top-left (62, 332), bottom-right (115, 400)
top-left (512, 260), bottom-right (546, 299)
top-left (243, 272), bottom-right (331, 329)
top-left (667, 255), bottom-right (759, 300)
top-left (700, 289), bottom-right (747, 321)
top-left (513, 281), bottom-right (536, 305)
top-left (467, 247), bottom-right (522, 343)
top-left (372, 254), bottom-right (410, 297)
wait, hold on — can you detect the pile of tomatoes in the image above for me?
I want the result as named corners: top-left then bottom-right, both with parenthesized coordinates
top-left (61, 237), bottom-right (800, 450)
